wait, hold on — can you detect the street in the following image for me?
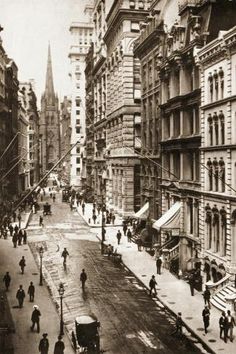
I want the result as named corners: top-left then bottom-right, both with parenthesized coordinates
top-left (27, 193), bottom-right (207, 354)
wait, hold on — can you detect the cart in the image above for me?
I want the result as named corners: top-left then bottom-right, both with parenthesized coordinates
top-left (73, 314), bottom-right (100, 353)
top-left (43, 203), bottom-right (52, 216)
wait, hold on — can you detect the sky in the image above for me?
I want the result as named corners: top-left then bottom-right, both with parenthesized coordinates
top-left (0, 0), bottom-right (90, 102)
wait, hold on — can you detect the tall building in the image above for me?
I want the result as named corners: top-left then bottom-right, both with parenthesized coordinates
top-left (197, 26), bottom-right (236, 276)
top-left (92, 0), bottom-right (113, 205)
top-left (40, 44), bottom-right (61, 176)
top-left (68, 4), bottom-right (93, 188)
top-left (60, 96), bottom-right (72, 184)
top-left (104, 0), bottom-right (150, 216)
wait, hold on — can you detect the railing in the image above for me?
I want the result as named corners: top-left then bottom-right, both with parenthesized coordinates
top-left (206, 274), bottom-right (232, 295)
top-left (169, 243), bottom-right (179, 260)
top-left (178, 0), bottom-right (199, 13)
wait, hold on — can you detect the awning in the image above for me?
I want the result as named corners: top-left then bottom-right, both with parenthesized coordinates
top-left (152, 202), bottom-right (181, 231)
top-left (134, 202), bottom-right (149, 219)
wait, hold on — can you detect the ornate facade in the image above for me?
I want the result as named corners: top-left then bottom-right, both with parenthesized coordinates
top-left (197, 26), bottom-right (236, 274)
top-left (40, 45), bottom-right (61, 175)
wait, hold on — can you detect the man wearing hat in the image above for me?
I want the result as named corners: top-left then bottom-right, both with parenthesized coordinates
top-left (54, 335), bottom-right (65, 354)
top-left (31, 305), bottom-right (41, 333)
top-left (39, 333), bottom-right (49, 354)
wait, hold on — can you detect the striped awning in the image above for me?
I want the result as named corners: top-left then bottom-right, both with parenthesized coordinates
top-left (134, 202), bottom-right (149, 219)
top-left (152, 202), bottom-right (181, 231)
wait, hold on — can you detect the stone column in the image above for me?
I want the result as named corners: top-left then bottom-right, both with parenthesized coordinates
top-left (179, 237), bottom-right (189, 272)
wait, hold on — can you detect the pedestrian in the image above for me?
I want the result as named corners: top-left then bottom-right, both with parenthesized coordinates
top-left (12, 211), bottom-right (16, 222)
top-left (17, 213), bottom-right (22, 228)
top-left (80, 269), bottom-right (87, 291)
top-left (149, 275), bottom-right (157, 297)
top-left (8, 223), bottom-right (13, 236)
top-left (123, 222), bottom-right (127, 236)
top-left (188, 272), bottom-right (195, 296)
top-left (202, 305), bottom-right (210, 334)
top-left (137, 238), bottom-right (142, 251)
top-left (53, 335), bottom-right (65, 354)
top-left (106, 244), bottom-right (113, 258)
top-left (14, 224), bottom-right (19, 233)
top-left (172, 312), bottom-right (183, 337)
top-left (156, 257), bottom-right (162, 275)
top-left (19, 256), bottom-right (26, 274)
top-left (111, 214), bottom-right (115, 225)
top-left (31, 305), bottom-right (41, 333)
top-left (0, 296), bottom-right (5, 316)
top-left (219, 311), bottom-right (226, 340)
top-left (82, 202), bottom-right (85, 215)
top-left (39, 333), bottom-right (49, 354)
top-left (92, 213), bottom-right (97, 224)
top-left (23, 229), bottom-right (27, 244)
top-left (225, 310), bottom-right (235, 342)
top-left (116, 230), bottom-right (122, 245)
top-left (203, 286), bottom-right (211, 308)
top-left (16, 285), bottom-right (25, 308)
top-left (28, 281), bottom-right (35, 302)
top-left (12, 232), bottom-right (18, 248)
top-left (18, 229), bottom-right (23, 245)
top-left (127, 228), bottom-right (132, 242)
top-left (3, 271), bottom-right (11, 291)
top-left (39, 215), bottom-right (44, 226)
top-left (52, 194), bottom-right (56, 202)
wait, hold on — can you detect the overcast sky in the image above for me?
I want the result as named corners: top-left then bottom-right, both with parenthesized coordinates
top-left (0, 0), bottom-right (89, 102)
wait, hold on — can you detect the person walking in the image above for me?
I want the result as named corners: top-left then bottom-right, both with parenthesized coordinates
top-left (3, 271), bottom-right (11, 291)
top-left (156, 257), bottom-right (162, 275)
top-left (111, 214), bottom-right (115, 225)
top-left (149, 275), bottom-right (157, 297)
top-left (12, 232), bottom-right (18, 248)
top-left (39, 333), bottom-right (49, 354)
top-left (203, 286), bottom-right (211, 308)
top-left (16, 285), bottom-right (25, 308)
top-left (225, 310), bottom-right (236, 342)
top-left (127, 228), bottom-right (132, 243)
top-left (172, 312), bottom-right (183, 337)
top-left (53, 335), bottom-right (65, 354)
top-left (61, 248), bottom-right (69, 267)
top-left (19, 256), bottom-right (26, 274)
top-left (92, 213), bottom-right (97, 224)
top-left (8, 223), bottom-right (13, 236)
top-left (17, 213), bottom-right (22, 228)
top-left (202, 306), bottom-right (210, 334)
top-left (188, 272), bottom-right (195, 296)
top-left (39, 215), bottom-right (44, 227)
top-left (28, 281), bottom-right (35, 302)
top-left (219, 311), bottom-right (226, 341)
top-left (116, 230), bottom-right (122, 245)
top-left (80, 269), bottom-right (87, 291)
top-left (82, 202), bottom-right (85, 215)
top-left (31, 305), bottom-right (41, 333)
top-left (23, 229), bottom-right (27, 244)
top-left (123, 222), bottom-right (128, 236)
top-left (18, 229), bottom-right (23, 246)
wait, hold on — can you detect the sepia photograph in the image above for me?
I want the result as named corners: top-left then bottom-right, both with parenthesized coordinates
top-left (0, 0), bottom-right (236, 353)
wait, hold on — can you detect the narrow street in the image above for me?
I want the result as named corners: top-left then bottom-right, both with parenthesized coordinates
top-left (27, 192), bottom-right (207, 354)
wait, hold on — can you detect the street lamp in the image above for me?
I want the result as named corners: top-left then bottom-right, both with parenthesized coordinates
top-left (39, 246), bottom-right (44, 286)
top-left (100, 176), bottom-right (106, 255)
top-left (58, 282), bottom-right (65, 336)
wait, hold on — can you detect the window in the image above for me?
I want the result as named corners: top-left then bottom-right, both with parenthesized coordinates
top-left (131, 22), bottom-right (139, 32)
top-left (76, 110), bottom-right (80, 116)
top-left (205, 204), bottom-right (212, 249)
top-left (76, 127), bottom-right (80, 134)
top-left (76, 167), bottom-right (80, 175)
top-left (76, 157), bottom-right (80, 164)
top-left (76, 147), bottom-right (80, 154)
top-left (76, 119), bottom-right (80, 125)
top-left (208, 114), bottom-right (213, 146)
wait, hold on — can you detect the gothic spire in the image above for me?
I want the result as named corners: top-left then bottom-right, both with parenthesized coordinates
top-left (45, 43), bottom-right (55, 97)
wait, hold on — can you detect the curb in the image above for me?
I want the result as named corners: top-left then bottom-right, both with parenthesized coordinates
top-left (96, 234), bottom-right (215, 354)
top-left (76, 208), bottom-right (122, 228)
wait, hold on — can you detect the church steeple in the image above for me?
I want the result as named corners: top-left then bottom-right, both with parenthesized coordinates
top-left (45, 43), bottom-right (55, 98)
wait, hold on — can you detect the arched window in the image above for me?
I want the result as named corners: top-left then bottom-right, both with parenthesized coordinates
top-left (218, 67), bottom-right (224, 99)
top-left (208, 72), bottom-right (213, 102)
top-left (213, 70), bottom-right (218, 101)
top-left (205, 204), bottom-right (212, 249)
top-left (213, 112), bottom-right (218, 145)
top-left (220, 207), bottom-right (227, 256)
top-left (213, 158), bottom-right (219, 191)
top-left (208, 114), bottom-right (213, 145)
top-left (207, 158), bottom-right (213, 191)
top-left (212, 205), bottom-right (219, 252)
top-left (219, 157), bottom-right (225, 192)
top-left (219, 110), bottom-right (225, 145)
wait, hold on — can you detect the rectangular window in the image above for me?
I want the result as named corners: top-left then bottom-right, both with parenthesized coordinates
top-left (131, 22), bottom-right (139, 32)
top-left (76, 119), bottom-right (80, 125)
top-left (76, 157), bottom-right (80, 164)
top-left (76, 167), bottom-right (80, 175)
top-left (76, 127), bottom-right (80, 134)
top-left (76, 147), bottom-right (80, 154)
top-left (76, 110), bottom-right (80, 116)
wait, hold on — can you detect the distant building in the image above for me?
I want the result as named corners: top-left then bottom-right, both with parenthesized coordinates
top-left (60, 96), bottom-right (72, 184)
top-left (40, 44), bottom-right (61, 176)
top-left (68, 4), bottom-right (93, 188)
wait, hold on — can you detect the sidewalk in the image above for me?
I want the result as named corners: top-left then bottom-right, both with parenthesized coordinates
top-left (76, 202), bottom-right (123, 228)
top-left (0, 212), bottom-right (74, 354)
top-left (77, 207), bottom-right (236, 354)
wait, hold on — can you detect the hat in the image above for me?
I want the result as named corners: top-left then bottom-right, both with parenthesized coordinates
top-left (58, 335), bottom-right (62, 340)
top-left (43, 333), bottom-right (48, 337)
top-left (33, 305), bottom-right (39, 309)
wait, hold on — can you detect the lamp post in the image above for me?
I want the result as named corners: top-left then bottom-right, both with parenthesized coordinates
top-left (101, 179), bottom-right (106, 254)
top-left (39, 246), bottom-right (44, 286)
top-left (58, 282), bottom-right (65, 336)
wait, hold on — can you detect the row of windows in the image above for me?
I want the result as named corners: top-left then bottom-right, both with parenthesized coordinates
top-left (207, 67), bottom-right (224, 103)
top-left (207, 111), bottom-right (225, 146)
top-left (205, 204), bottom-right (227, 256)
top-left (206, 157), bottom-right (225, 192)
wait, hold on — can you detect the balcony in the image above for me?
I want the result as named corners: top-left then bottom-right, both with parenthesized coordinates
top-left (178, 0), bottom-right (208, 14)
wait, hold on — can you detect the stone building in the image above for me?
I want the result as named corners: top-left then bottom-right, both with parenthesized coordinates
top-left (68, 4), bottom-right (93, 188)
top-left (92, 0), bottom-right (113, 205)
top-left (60, 96), bottom-right (72, 184)
top-left (40, 44), bottom-right (61, 176)
top-left (84, 43), bottom-right (94, 192)
top-left (104, 0), bottom-right (149, 216)
top-left (197, 26), bottom-right (236, 275)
